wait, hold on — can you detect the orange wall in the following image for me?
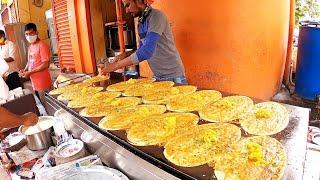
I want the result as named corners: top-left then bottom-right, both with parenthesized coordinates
top-left (152, 0), bottom-right (290, 100)
top-left (68, 0), bottom-right (96, 74)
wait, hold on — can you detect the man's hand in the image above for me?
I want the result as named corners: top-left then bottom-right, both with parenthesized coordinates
top-left (19, 69), bottom-right (25, 77)
top-left (19, 69), bottom-right (24, 74)
top-left (22, 71), bottom-right (32, 78)
top-left (97, 63), bottom-right (105, 69)
top-left (2, 74), bottom-right (8, 81)
top-left (100, 63), bottom-right (116, 76)
top-left (97, 63), bottom-right (106, 76)
top-left (97, 54), bottom-right (135, 76)
top-left (21, 112), bottom-right (38, 127)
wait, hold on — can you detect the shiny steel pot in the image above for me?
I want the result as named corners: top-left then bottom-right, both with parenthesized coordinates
top-left (19, 116), bottom-right (54, 151)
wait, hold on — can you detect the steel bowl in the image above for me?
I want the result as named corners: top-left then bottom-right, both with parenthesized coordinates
top-left (19, 116), bottom-right (55, 151)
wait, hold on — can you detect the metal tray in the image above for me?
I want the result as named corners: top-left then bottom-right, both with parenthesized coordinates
top-left (45, 75), bottom-right (310, 180)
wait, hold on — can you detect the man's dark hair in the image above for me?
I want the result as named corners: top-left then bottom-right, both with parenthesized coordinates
top-left (0, 30), bottom-right (5, 37)
top-left (25, 23), bottom-right (37, 32)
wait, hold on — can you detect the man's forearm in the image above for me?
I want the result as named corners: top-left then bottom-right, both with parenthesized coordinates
top-left (113, 50), bottom-right (136, 62)
top-left (29, 62), bottom-right (49, 74)
top-left (100, 55), bottom-right (135, 75)
top-left (24, 62), bottom-right (29, 71)
top-left (4, 57), bottom-right (14, 62)
top-left (111, 56), bottom-right (134, 71)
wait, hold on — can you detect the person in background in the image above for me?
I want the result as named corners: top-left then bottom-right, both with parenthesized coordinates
top-left (19, 23), bottom-right (52, 110)
top-left (0, 107), bottom-right (38, 128)
top-left (0, 30), bottom-right (21, 90)
top-left (100, 0), bottom-right (187, 84)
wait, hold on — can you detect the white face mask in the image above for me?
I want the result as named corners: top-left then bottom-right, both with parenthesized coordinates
top-left (25, 35), bottom-right (38, 43)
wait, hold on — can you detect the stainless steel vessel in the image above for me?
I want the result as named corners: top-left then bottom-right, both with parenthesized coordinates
top-left (19, 116), bottom-right (54, 151)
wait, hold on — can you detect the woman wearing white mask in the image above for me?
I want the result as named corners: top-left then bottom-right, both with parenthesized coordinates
top-left (20, 23), bottom-right (52, 111)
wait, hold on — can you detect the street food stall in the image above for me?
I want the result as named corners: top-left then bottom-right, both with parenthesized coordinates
top-left (43, 73), bottom-right (310, 180)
